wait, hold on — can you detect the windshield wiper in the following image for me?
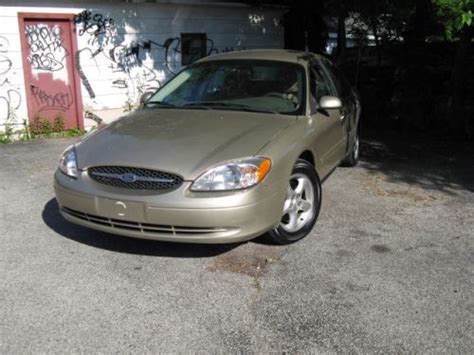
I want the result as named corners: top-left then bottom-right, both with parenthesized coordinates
top-left (237, 106), bottom-right (280, 115)
top-left (182, 101), bottom-right (279, 114)
top-left (144, 101), bottom-right (176, 108)
top-left (180, 102), bottom-right (214, 110)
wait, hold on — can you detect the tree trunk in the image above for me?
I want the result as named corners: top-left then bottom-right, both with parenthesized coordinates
top-left (369, 19), bottom-right (382, 122)
top-left (369, 17), bottom-right (382, 67)
top-left (449, 26), bottom-right (472, 138)
top-left (283, 2), bottom-right (327, 54)
top-left (335, 5), bottom-right (347, 64)
top-left (413, 0), bottom-right (431, 42)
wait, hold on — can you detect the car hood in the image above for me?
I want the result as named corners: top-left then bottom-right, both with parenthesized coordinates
top-left (76, 109), bottom-right (295, 179)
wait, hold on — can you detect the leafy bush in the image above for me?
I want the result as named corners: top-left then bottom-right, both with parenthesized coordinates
top-left (0, 126), bottom-right (14, 144)
top-left (30, 116), bottom-right (56, 137)
top-left (123, 98), bottom-right (136, 113)
top-left (40, 119), bottom-right (53, 137)
top-left (4, 114), bottom-right (85, 143)
top-left (53, 114), bottom-right (65, 133)
top-left (65, 128), bottom-right (85, 137)
top-left (30, 115), bottom-right (47, 137)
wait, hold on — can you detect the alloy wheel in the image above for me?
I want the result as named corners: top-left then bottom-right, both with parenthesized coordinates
top-left (280, 173), bottom-right (315, 233)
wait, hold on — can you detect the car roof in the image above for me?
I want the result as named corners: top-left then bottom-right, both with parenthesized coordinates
top-left (197, 49), bottom-right (326, 65)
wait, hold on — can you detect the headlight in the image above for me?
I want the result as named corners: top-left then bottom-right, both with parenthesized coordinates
top-left (59, 146), bottom-right (78, 178)
top-left (191, 157), bottom-right (271, 191)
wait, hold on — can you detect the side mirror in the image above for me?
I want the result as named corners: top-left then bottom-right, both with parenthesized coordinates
top-left (319, 96), bottom-right (342, 110)
top-left (139, 92), bottom-right (153, 107)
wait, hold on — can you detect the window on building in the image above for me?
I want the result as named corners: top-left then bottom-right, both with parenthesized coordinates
top-left (181, 33), bottom-right (207, 66)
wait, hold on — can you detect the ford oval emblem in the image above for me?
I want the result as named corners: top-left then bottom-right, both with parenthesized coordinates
top-left (120, 173), bottom-right (137, 183)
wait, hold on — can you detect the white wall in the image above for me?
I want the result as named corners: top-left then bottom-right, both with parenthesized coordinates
top-left (0, 1), bottom-right (284, 131)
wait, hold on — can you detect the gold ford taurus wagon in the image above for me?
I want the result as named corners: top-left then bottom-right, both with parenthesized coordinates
top-left (55, 50), bottom-right (361, 244)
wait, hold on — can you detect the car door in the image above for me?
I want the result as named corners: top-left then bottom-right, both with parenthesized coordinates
top-left (322, 61), bottom-right (357, 155)
top-left (308, 60), bottom-right (346, 177)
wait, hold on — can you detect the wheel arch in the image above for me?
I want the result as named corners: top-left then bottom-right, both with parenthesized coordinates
top-left (298, 150), bottom-right (315, 167)
top-left (296, 149), bottom-right (324, 178)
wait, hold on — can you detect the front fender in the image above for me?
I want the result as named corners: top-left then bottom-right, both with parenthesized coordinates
top-left (256, 118), bottom-right (318, 211)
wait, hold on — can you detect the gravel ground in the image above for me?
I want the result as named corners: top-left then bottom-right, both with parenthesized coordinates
top-left (0, 137), bottom-right (472, 353)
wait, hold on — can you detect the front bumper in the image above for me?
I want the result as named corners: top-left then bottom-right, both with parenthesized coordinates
top-left (54, 170), bottom-right (285, 243)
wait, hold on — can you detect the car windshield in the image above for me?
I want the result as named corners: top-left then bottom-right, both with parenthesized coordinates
top-left (147, 60), bottom-right (306, 115)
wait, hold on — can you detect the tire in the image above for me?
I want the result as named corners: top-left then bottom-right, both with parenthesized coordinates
top-left (265, 159), bottom-right (322, 245)
top-left (341, 129), bottom-right (360, 167)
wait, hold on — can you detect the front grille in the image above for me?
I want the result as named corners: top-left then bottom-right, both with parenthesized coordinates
top-left (88, 166), bottom-right (183, 190)
top-left (61, 207), bottom-right (228, 236)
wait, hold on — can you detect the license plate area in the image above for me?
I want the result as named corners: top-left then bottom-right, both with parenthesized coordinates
top-left (96, 197), bottom-right (145, 221)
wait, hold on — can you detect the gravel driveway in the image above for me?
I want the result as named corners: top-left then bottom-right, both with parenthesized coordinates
top-left (0, 137), bottom-right (472, 353)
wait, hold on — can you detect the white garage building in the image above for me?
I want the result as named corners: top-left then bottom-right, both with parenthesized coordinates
top-left (0, 0), bottom-right (284, 132)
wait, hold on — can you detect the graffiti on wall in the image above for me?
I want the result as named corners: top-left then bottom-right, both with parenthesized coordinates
top-left (24, 24), bottom-right (68, 72)
top-left (0, 37), bottom-right (12, 76)
top-left (75, 49), bottom-right (97, 99)
top-left (74, 11), bottom-right (115, 36)
top-left (31, 85), bottom-right (73, 112)
top-left (74, 10), bottom-right (164, 102)
top-left (125, 38), bottom-right (245, 75)
top-left (73, 10), bottom-right (245, 104)
top-left (0, 35), bottom-right (21, 125)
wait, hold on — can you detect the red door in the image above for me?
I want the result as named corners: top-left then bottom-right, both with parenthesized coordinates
top-left (19, 14), bottom-right (83, 129)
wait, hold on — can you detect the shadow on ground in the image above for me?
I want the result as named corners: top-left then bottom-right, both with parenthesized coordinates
top-left (359, 132), bottom-right (474, 194)
top-left (42, 198), bottom-right (239, 257)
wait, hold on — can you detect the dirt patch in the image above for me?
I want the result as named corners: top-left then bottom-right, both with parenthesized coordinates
top-left (364, 173), bottom-right (437, 204)
top-left (370, 244), bottom-right (392, 253)
top-left (208, 242), bottom-right (285, 278)
top-left (383, 189), bottom-right (437, 203)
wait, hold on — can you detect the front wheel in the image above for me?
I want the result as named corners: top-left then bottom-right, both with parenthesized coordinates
top-left (266, 159), bottom-right (322, 245)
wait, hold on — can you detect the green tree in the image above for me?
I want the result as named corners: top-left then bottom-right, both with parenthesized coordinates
top-left (433, 0), bottom-right (473, 39)
top-left (433, 0), bottom-right (473, 137)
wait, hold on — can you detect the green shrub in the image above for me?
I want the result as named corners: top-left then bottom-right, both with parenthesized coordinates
top-left (29, 117), bottom-right (41, 137)
top-left (4, 115), bottom-right (86, 142)
top-left (30, 115), bottom-right (56, 137)
top-left (123, 98), bottom-right (136, 113)
top-left (53, 113), bottom-right (65, 133)
top-left (40, 119), bottom-right (53, 137)
top-left (0, 134), bottom-right (11, 144)
top-left (65, 128), bottom-right (85, 137)
top-left (30, 115), bottom-right (47, 137)
top-left (0, 127), bottom-right (13, 144)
